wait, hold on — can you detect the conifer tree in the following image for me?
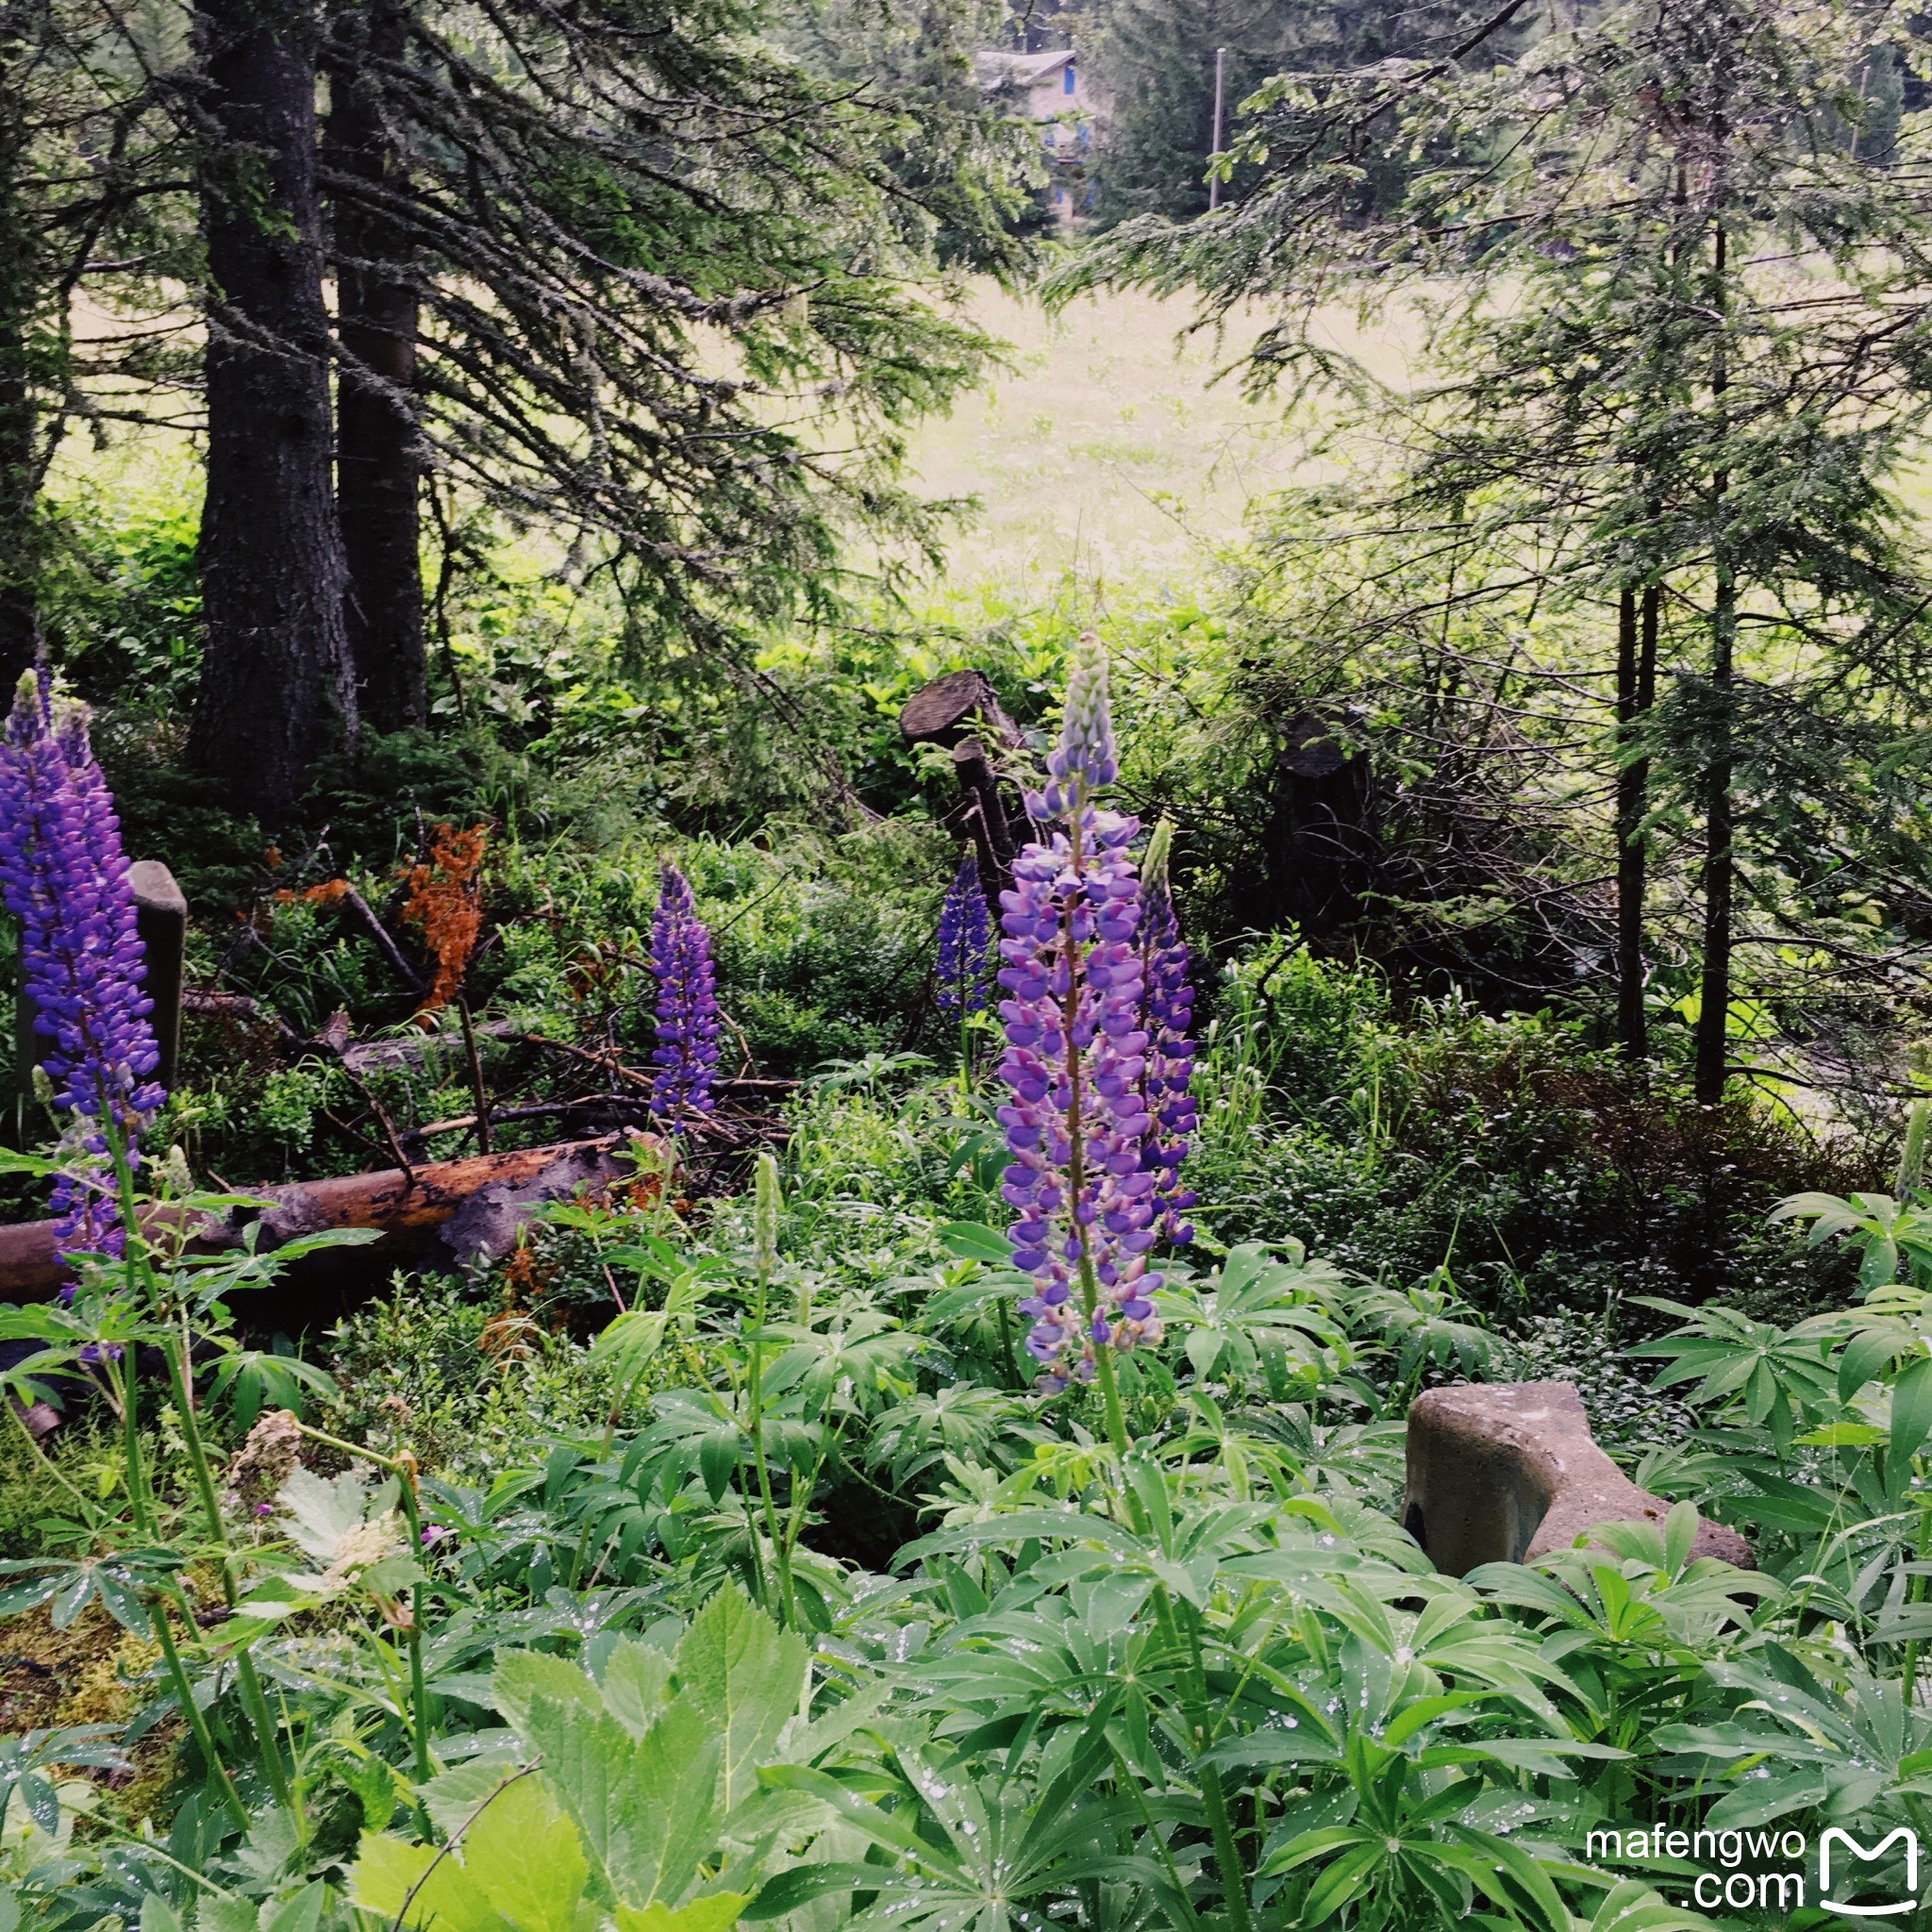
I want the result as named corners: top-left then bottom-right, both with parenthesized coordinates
top-left (310, 0), bottom-right (1024, 745)
top-left (1073, 0), bottom-right (1932, 1101)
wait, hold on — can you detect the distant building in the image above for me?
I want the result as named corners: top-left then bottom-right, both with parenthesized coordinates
top-left (974, 47), bottom-right (1103, 229)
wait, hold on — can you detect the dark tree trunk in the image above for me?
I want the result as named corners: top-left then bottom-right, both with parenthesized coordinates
top-left (1694, 568), bottom-right (1736, 1107)
top-left (1694, 218), bottom-right (1733, 1108)
top-left (189, 0), bottom-right (355, 819)
top-left (325, 0), bottom-right (425, 732)
top-left (1614, 584), bottom-right (1657, 1061)
top-left (0, 24), bottom-right (41, 690)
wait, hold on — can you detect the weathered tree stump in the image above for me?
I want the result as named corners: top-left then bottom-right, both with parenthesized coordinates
top-left (16, 858), bottom-right (188, 1112)
top-left (900, 672), bottom-right (1025, 905)
top-left (1401, 1379), bottom-right (1752, 1574)
top-left (129, 860), bottom-right (188, 1091)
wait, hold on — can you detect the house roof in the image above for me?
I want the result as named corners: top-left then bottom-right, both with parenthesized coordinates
top-left (973, 48), bottom-right (1076, 92)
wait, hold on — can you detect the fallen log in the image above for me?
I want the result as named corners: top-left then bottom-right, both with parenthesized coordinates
top-left (0, 1134), bottom-right (654, 1326)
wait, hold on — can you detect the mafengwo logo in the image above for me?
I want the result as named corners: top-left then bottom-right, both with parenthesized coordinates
top-left (1586, 1823), bottom-right (1923, 1917)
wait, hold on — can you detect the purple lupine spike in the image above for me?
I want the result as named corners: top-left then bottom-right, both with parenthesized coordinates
top-left (0, 671), bottom-right (163, 1278)
top-left (1136, 847), bottom-right (1197, 1246)
top-left (937, 854), bottom-right (992, 1015)
top-left (996, 633), bottom-right (1165, 1393)
top-left (648, 859), bottom-right (721, 1118)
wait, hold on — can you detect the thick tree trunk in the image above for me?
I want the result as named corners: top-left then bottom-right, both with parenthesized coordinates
top-left (0, 24), bottom-right (41, 690)
top-left (1693, 218), bottom-right (1733, 1108)
top-left (325, 0), bottom-right (426, 732)
top-left (189, 0), bottom-right (355, 819)
top-left (1693, 570), bottom-right (1736, 1107)
top-left (1614, 584), bottom-right (1657, 1061)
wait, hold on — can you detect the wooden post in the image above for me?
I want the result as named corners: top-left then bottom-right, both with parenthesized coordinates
top-left (15, 859), bottom-right (187, 1116)
top-left (899, 672), bottom-right (1027, 908)
top-left (129, 861), bottom-right (187, 1091)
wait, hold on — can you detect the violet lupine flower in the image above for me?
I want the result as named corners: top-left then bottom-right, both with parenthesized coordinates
top-left (648, 860), bottom-right (721, 1117)
top-left (1136, 854), bottom-right (1198, 1246)
top-left (936, 854), bottom-right (992, 1015)
top-left (996, 635), bottom-right (1165, 1392)
top-left (0, 671), bottom-right (162, 1274)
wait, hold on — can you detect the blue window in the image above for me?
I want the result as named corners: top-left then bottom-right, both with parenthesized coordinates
top-left (1062, 62), bottom-right (1075, 94)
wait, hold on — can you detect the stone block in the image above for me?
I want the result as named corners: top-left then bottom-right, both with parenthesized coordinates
top-left (1401, 1379), bottom-right (1752, 1574)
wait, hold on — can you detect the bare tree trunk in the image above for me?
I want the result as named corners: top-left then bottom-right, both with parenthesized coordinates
top-left (325, 0), bottom-right (425, 732)
top-left (189, 0), bottom-right (356, 819)
top-left (1694, 568), bottom-right (1735, 1107)
top-left (1615, 584), bottom-right (1657, 1061)
top-left (1693, 218), bottom-right (1733, 1108)
top-left (0, 15), bottom-right (42, 690)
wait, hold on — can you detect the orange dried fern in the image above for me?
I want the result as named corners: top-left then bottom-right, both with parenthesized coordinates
top-left (399, 822), bottom-right (489, 1016)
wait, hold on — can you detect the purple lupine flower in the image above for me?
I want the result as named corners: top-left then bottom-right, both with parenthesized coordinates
top-left (937, 854), bottom-right (992, 1015)
top-left (649, 859), bottom-right (721, 1118)
top-left (1136, 849), bottom-right (1197, 1246)
top-left (997, 634), bottom-right (1165, 1392)
top-left (0, 671), bottom-right (162, 1276)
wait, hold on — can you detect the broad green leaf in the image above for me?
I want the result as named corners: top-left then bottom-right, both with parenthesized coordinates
top-left (492, 1650), bottom-right (603, 1738)
top-left (675, 1585), bottom-right (808, 1810)
top-left (614, 1893), bottom-right (752, 1932)
top-left (140, 1895), bottom-right (184, 1932)
top-left (525, 1690), bottom-right (722, 1907)
top-left (1893, 1355), bottom-right (1932, 1467)
top-left (351, 1831), bottom-right (501, 1932)
top-left (1663, 1499), bottom-right (1696, 1576)
top-left (936, 1223), bottom-right (1011, 1265)
top-left (458, 1775), bottom-right (588, 1932)
top-left (601, 1637), bottom-right (675, 1740)
top-left (421, 1760), bottom-right (519, 1840)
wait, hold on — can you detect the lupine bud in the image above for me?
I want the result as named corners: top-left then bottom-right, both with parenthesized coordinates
top-left (753, 1151), bottom-right (780, 1276)
top-left (936, 854), bottom-right (993, 1015)
top-left (1900, 1099), bottom-right (1930, 1199)
top-left (0, 669), bottom-right (163, 1275)
top-left (648, 860), bottom-right (721, 1119)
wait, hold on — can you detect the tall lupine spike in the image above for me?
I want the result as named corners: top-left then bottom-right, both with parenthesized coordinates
top-left (648, 859), bottom-right (721, 1118)
top-left (1136, 821), bottom-right (1197, 1246)
top-left (997, 633), bottom-right (1165, 1394)
top-left (0, 670), bottom-right (163, 1275)
top-left (936, 853), bottom-right (992, 1015)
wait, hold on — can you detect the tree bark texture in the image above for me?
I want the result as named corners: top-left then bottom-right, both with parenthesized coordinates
top-left (1615, 584), bottom-right (1657, 1061)
top-left (325, 0), bottom-right (425, 732)
top-left (189, 0), bottom-right (356, 818)
top-left (1693, 217), bottom-right (1733, 1108)
top-left (1694, 568), bottom-right (1736, 1107)
top-left (0, 18), bottom-right (42, 690)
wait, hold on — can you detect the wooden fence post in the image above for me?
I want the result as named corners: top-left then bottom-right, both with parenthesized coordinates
top-left (14, 858), bottom-right (187, 1113)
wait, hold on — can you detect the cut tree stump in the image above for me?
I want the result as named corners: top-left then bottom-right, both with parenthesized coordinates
top-left (900, 672), bottom-right (1025, 905)
top-left (897, 670), bottom-right (1023, 751)
top-left (0, 1133), bottom-right (654, 1327)
top-left (1401, 1379), bottom-right (1753, 1574)
top-left (17, 858), bottom-right (188, 1108)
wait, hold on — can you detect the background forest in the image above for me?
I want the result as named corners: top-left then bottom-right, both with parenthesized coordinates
top-left (6, 1), bottom-right (1932, 1929)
